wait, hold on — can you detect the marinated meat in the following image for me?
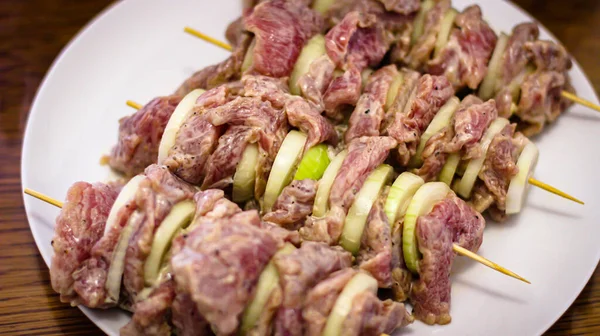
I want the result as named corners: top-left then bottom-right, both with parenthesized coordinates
top-left (109, 96), bottom-right (181, 177)
top-left (201, 126), bottom-right (260, 189)
top-left (391, 222), bottom-right (412, 301)
top-left (263, 179), bottom-right (317, 230)
top-left (479, 124), bottom-right (519, 212)
top-left (387, 74), bottom-right (454, 166)
top-left (171, 210), bottom-right (278, 335)
top-left (172, 293), bottom-right (211, 336)
top-left (341, 291), bottom-right (413, 336)
top-left (297, 55), bottom-right (336, 110)
top-left (412, 194), bottom-right (485, 325)
top-left (404, 0), bottom-right (451, 70)
top-left (120, 278), bottom-right (176, 336)
top-left (323, 67), bottom-right (363, 119)
top-left (516, 71), bottom-right (566, 136)
top-left (273, 242), bottom-right (353, 336)
top-left (357, 195), bottom-right (393, 287)
top-left (500, 23), bottom-right (539, 86)
top-left (414, 127), bottom-right (453, 182)
top-left (285, 96), bottom-right (339, 151)
top-left (384, 68), bottom-right (420, 127)
top-left (346, 65), bottom-right (398, 142)
top-left (377, 0), bottom-right (420, 14)
top-left (303, 269), bottom-right (356, 336)
top-left (244, 0), bottom-right (323, 77)
top-left (50, 182), bottom-right (118, 305)
top-left (427, 5), bottom-right (497, 89)
top-left (300, 136), bottom-right (397, 244)
top-left (525, 40), bottom-right (572, 72)
top-left (122, 165), bottom-right (196, 301)
top-left (175, 34), bottom-right (251, 95)
top-left (445, 95), bottom-right (498, 159)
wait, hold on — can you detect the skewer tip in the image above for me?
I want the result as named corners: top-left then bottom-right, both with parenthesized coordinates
top-left (183, 26), bottom-right (232, 51)
top-left (561, 91), bottom-right (600, 113)
top-left (24, 188), bottom-right (63, 208)
top-left (126, 100), bottom-right (143, 110)
top-left (528, 177), bottom-right (584, 205)
top-left (453, 245), bottom-right (531, 284)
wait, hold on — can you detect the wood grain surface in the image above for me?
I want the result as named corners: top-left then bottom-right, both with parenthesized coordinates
top-left (1, 0), bottom-right (598, 335)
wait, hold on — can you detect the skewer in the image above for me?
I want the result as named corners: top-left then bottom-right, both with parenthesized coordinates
top-left (24, 188), bottom-right (529, 283)
top-left (528, 177), bottom-right (584, 205)
top-left (183, 27), bottom-right (600, 113)
top-left (126, 100), bottom-right (142, 110)
top-left (181, 28), bottom-right (584, 205)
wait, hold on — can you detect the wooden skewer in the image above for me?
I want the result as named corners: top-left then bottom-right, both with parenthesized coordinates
top-left (126, 100), bottom-right (143, 110)
top-left (24, 189), bottom-right (529, 283)
top-left (184, 27), bottom-right (600, 113)
top-left (528, 177), bottom-right (584, 205)
top-left (561, 91), bottom-right (600, 113)
top-left (453, 245), bottom-right (530, 284)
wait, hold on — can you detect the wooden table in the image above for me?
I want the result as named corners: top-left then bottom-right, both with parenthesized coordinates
top-left (0, 0), bottom-right (598, 335)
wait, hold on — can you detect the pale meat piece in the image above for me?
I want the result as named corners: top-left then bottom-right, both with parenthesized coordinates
top-left (244, 0), bottom-right (323, 78)
top-left (525, 40), bottom-right (572, 72)
top-left (479, 124), bottom-right (519, 213)
top-left (412, 194), bottom-right (485, 325)
top-left (297, 55), bottom-right (336, 111)
top-left (445, 95), bottom-right (498, 159)
top-left (50, 182), bottom-right (118, 306)
top-left (263, 179), bottom-right (317, 230)
top-left (387, 74), bottom-right (454, 166)
top-left (300, 136), bottom-right (397, 244)
top-left (404, 0), bottom-right (451, 70)
top-left (377, 0), bottom-right (420, 14)
top-left (341, 291), bottom-right (413, 336)
top-left (346, 65), bottom-right (398, 143)
top-left (109, 95), bottom-right (181, 177)
top-left (384, 68), bottom-right (420, 128)
top-left (516, 71), bottom-right (566, 137)
top-left (413, 126), bottom-right (452, 182)
top-left (286, 96), bottom-right (339, 152)
top-left (273, 242), bottom-right (353, 336)
top-left (303, 268), bottom-right (356, 336)
top-left (122, 165), bottom-right (196, 301)
top-left (325, 0), bottom-right (415, 32)
top-left (201, 125), bottom-right (260, 190)
top-left (391, 222), bottom-right (412, 301)
top-left (357, 195), bottom-right (393, 287)
top-left (120, 278), bottom-right (176, 336)
top-left (164, 84), bottom-right (243, 185)
top-left (427, 5), bottom-right (497, 90)
top-left (323, 11), bottom-right (392, 117)
top-left (175, 34), bottom-right (251, 95)
top-left (170, 210), bottom-right (279, 335)
top-left (171, 293), bottom-right (211, 336)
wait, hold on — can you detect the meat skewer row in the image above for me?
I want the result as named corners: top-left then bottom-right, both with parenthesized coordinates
top-left (183, 0), bottom-right (600, 137)
top-left (26, 161), bottom-right (508, 329)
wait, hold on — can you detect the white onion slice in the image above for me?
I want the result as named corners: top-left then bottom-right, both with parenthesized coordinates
top-left (289, 35), bottom-right (326, 95)
top-left (479, 33), bottom-right (509, 100)
top-left (232, 143), bottom-right (259, 203)
top-left (506, 141), bottom-right (539, 214)
top-left (434, 8), bottom-right (458, 57)
top-left (384, 172), bottom-right (425, 227)
top-left (103, 175), bottom-right (145, 235)
top-left (312, 150), bottom-right (348, 217)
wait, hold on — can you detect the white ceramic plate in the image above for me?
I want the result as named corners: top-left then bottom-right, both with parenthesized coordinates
top-left (21, 0), bottom-right (600, 335)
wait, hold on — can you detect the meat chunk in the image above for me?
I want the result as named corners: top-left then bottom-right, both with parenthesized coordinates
top-left (377, 0), bottom-right (420, 14)
top-left (109, 96), bottom-right (181, 177)
top-left (244, 0), bottom-right (323, 77)
top-left (357, 195), bottom-right (393, 287)
top-left (172, 293), bottom-right (211, 336)
top-left (387, 74), bottom-right (454, 166)
top-left (341, 291), bottom-right (413, 336)
top-left (413, 127), bottom-right (453, 182)
top-left (50, 182), bottom-right (118, 305)
top-left (122, 165), bottom-right (196, 301)
top-left (427, 5), bottom-right (497, 89)
top-left (445, 95), bottom-right (498, 159)
top-left (273, 242), bottom-right (353, 336)
top-left (297, 55), bottom-right (336, 110)
top-left (323, 11), bottom-right (392, 116)
top-left (391, 222), bottom-right (412, 301)
top-left (500, 23), bottom-right (539, 86)
top-left (201, 126), bottom-right (260, 189)
top-left (346, 65), bottom-right (398, 142)
top-left (516, 71), bottom-right (566, 136)
top-left (384, 68), bottom-right (420, 127)
top-left (404, 0), bottom-right (451, 70)
top-left (171, 210), bottom-right (279, 335)
top-left (525, 40), bottom-right (572, 72)
top-left (175, 34), bottom-right (251, 95)
top-left (300, 136), bottom-right (397, 244)
top-left (303, 268), bottom-right (356, 336)
top-left (285, 96), bottom-right (338, 152)
top-left (412, 194), bottom-right (485, 325)
top-left (479, 124), bottom-right (519, 213)
top-left (263, 179), bottom-right (317, 229)
top-left (120, 278), bottom-right (176, 336)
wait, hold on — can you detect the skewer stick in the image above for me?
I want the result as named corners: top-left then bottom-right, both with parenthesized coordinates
top-left (528, 177), bottom-right (584, 205)
top-left (184, 27), bottom-right (600, 113)
top-left (24, 189), bottom-right (529, 283)
top-left (126, 100), bottom-right (143, 110)
top-left (561, 91), bottom-right (600, 113)
top-left (24, 188), bottom-right (64, 208)
top-left (183, 26), bottom-right (232, 52)
top-left (453, 245), bottom-right (530, 284)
